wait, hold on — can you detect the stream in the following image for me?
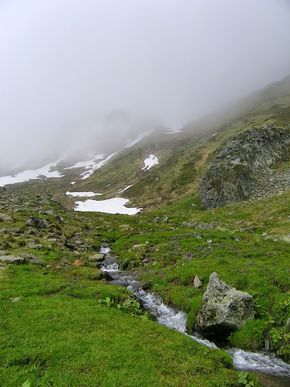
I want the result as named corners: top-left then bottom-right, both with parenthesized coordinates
top-left (99, 252), bottom-right (290, 387)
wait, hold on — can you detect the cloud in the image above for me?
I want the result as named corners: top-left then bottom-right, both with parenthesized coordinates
top-left (0, 0), bottom-right (290, 167)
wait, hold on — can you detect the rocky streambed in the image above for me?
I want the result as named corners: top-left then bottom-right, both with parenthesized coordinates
top-left (99, 251), bottom-right (290, 387)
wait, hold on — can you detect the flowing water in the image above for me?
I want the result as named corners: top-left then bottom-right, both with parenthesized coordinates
top-left (100, 253), bottom-right (290, 386)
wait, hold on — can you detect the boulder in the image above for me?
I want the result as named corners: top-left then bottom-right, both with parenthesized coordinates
top-left (0, 255), bottom-right (25, 264)
top-left (196, 272), bottom-right (254, 340)
top-left (26, 217), bottom-right (49, 229)
top-left (20, 253), bottom-right (45, 266)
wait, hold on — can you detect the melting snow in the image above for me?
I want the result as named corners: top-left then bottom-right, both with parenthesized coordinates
top-left (80, 153), bottom-right (117, 179)
top-left (124, 132), bottom-right (151, 148)
top-left (65, 153), bottom-right (117, 180)
top-left (119, 184), bottom-right (133, 193)
top-left (66, 191), bottom-right (102, 197)
top-left (0, 162), bottom-right (63, 187)
top-left (166, 127), bottom-right (183, 134)
top-left (64, 154), bottom-right (104, 170)
top-left (74, 198), bottom-right (141, 215)
top-left (142, 154), bottom-right (159, 171)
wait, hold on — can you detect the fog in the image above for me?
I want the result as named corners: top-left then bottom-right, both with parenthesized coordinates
top-left (0, 0), bottom-right (290, 169)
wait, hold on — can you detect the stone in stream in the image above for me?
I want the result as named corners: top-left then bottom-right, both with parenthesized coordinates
top-left (196, 272), bottom-right (254, 340)
top-left (88, 253), bottom-right (105, 262)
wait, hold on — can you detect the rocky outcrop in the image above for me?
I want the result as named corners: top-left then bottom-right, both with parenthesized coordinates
top-left (196, 272), bottom-right (254, 340)
top-left (200, 125), bottom-right (290, 208)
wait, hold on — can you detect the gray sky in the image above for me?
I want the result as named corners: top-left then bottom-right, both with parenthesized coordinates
top-left (0, 0), bottom-right (290, 168)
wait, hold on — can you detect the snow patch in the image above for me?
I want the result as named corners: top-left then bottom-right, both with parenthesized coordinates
top-left (142, 154), bottom-right (159, 171)
top-left (119, 184), bottom-right (133, 193)
top-left (81, 153), bottom-right (117, 179)
top-left (65, 153), bottom-right (116, 180)
top-left (66, 191), bottom-right (102, 197)
top-left (124, 132), bottom-right (151, 148)
top-left (0, 162), bottom-right (63, 187)
top-left (166, 127), bottom-right (183, 134)
top-left (74, 198), bottom-right (141, 215)
top-left (64, 154), bottom-right (104, 170)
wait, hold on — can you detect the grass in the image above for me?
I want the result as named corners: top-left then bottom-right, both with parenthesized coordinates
top-left (0, 264), bottom-right (239, 386)
top-left (2, 80), bottom-right (290, 385)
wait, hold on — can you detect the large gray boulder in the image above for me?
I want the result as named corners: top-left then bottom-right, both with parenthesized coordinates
top-left (196, 272), bottom-right (254, 340)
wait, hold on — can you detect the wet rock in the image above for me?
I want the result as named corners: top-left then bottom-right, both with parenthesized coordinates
top-left (193, 275), bottom-right (203, 288)
top-left (26, 217), bottom-right (49, 229)
top-left (0, 255), bottom-right (25, 264)
top-left (196, 272), bottom-right (254, 340)
top-left (88, 253), bottom-right (105, 262)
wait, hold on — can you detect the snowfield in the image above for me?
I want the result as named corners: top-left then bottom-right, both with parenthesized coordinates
top-left (74, 198), bottom-right (141, 215)
top-left (142, 154), bottom-right (159, 171)
top-left (0, 162), bottom-right (63, 187)
top-left (66, 191), bottom-right (102, 197)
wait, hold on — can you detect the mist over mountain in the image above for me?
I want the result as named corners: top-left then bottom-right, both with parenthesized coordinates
top-left (0, 0), bottom-right (290, 169)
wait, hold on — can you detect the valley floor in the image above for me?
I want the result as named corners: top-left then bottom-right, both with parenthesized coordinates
top-left (0, 188), bottom-right (290, 386)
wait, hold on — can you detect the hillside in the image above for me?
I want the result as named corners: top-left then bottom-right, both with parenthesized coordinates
top-left (1, 77), bottom-right (290, 386)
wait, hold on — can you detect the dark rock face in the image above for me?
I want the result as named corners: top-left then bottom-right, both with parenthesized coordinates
top-left (200, 125), bottom-right (290, 208)
top-left (196, 272), bottom-right (254, 341)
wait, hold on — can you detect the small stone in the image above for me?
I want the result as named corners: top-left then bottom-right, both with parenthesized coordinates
top-left (73, 259), bottom-right (84, 267)
top-left (26, 243), bottom-right (44, 250)
top-left (193, 275), bottom-right (203, 288)
top-left (88, 253), bottom-right (105, 262)
top-left (11, 296), bottom-right (21, 303)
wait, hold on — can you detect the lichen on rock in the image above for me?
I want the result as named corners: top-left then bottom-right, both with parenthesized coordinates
top-left (196, 272), bottom-right (255, 341)
top-left (200, 125), bottom-right (290, 208)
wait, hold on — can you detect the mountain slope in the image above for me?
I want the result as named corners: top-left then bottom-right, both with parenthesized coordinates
top-left (0, 76), bottom-right (290, 386)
